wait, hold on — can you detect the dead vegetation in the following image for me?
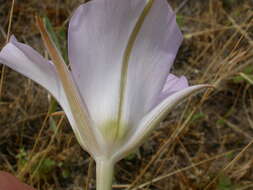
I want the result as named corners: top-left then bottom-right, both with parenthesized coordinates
top-left (0, 0), bottom-right (253, 189)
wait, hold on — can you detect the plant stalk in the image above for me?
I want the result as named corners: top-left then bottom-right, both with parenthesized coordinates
top-left (96, 159), bottom-right (114, 190)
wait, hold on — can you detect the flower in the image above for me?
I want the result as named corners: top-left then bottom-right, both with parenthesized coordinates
top-left (0, 0), bottom-right (210, 189)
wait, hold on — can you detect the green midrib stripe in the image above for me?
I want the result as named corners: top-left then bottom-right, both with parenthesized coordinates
top-left (115, 0), bottom-right (154, 140)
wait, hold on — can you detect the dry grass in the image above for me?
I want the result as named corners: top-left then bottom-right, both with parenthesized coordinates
top-left (0, 0), bottom-right (253, 189)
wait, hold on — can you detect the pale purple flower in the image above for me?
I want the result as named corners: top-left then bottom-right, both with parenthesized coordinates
top-left (0, 0), bottom-right (209, 189)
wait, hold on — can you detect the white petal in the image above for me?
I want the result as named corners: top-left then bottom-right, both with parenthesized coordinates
top-left (0, 37), bottom-right (90, 153)
top-left (68, 0), bottom-right (183, 139)
top-left (113, 85), bottom-right (211, 161)
top-left (120, 0), bottom-right (183, 132)
top-left (156, 74), bottom-right (189, 104)
top-left (68, 0), bottom-right (148, 131)
top-left (0, 36), bottom-right (62, 101)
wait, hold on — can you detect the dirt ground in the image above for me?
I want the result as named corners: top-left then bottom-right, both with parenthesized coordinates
top-left (0, 0), bottom-right (253, 189)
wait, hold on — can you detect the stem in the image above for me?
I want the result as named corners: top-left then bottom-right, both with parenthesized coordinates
top-left (96, 159), bottom-right (114, 190)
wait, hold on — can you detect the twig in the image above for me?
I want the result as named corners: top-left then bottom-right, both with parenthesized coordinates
top-left (133, 149), bottom-right (237, 190)
top-left (0, 0), bottom-right (15, 98)
top-left (175, 0), bottom-right (189, 13)
top-left (239, 73), bottom-right (253, 85)
top-left (127, 109), bottom-right (197, 189)
top-left (204, 140), bottom-right (253, 190)
top-left (223, 9), bottom-right (253, 47)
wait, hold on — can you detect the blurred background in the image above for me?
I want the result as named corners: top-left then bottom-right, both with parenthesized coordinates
top-left (0, 0), bottom-right (253, 189)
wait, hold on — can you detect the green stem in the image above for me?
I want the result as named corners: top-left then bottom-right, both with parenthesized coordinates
top-left (96, 159), bottom-right (114, 190)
